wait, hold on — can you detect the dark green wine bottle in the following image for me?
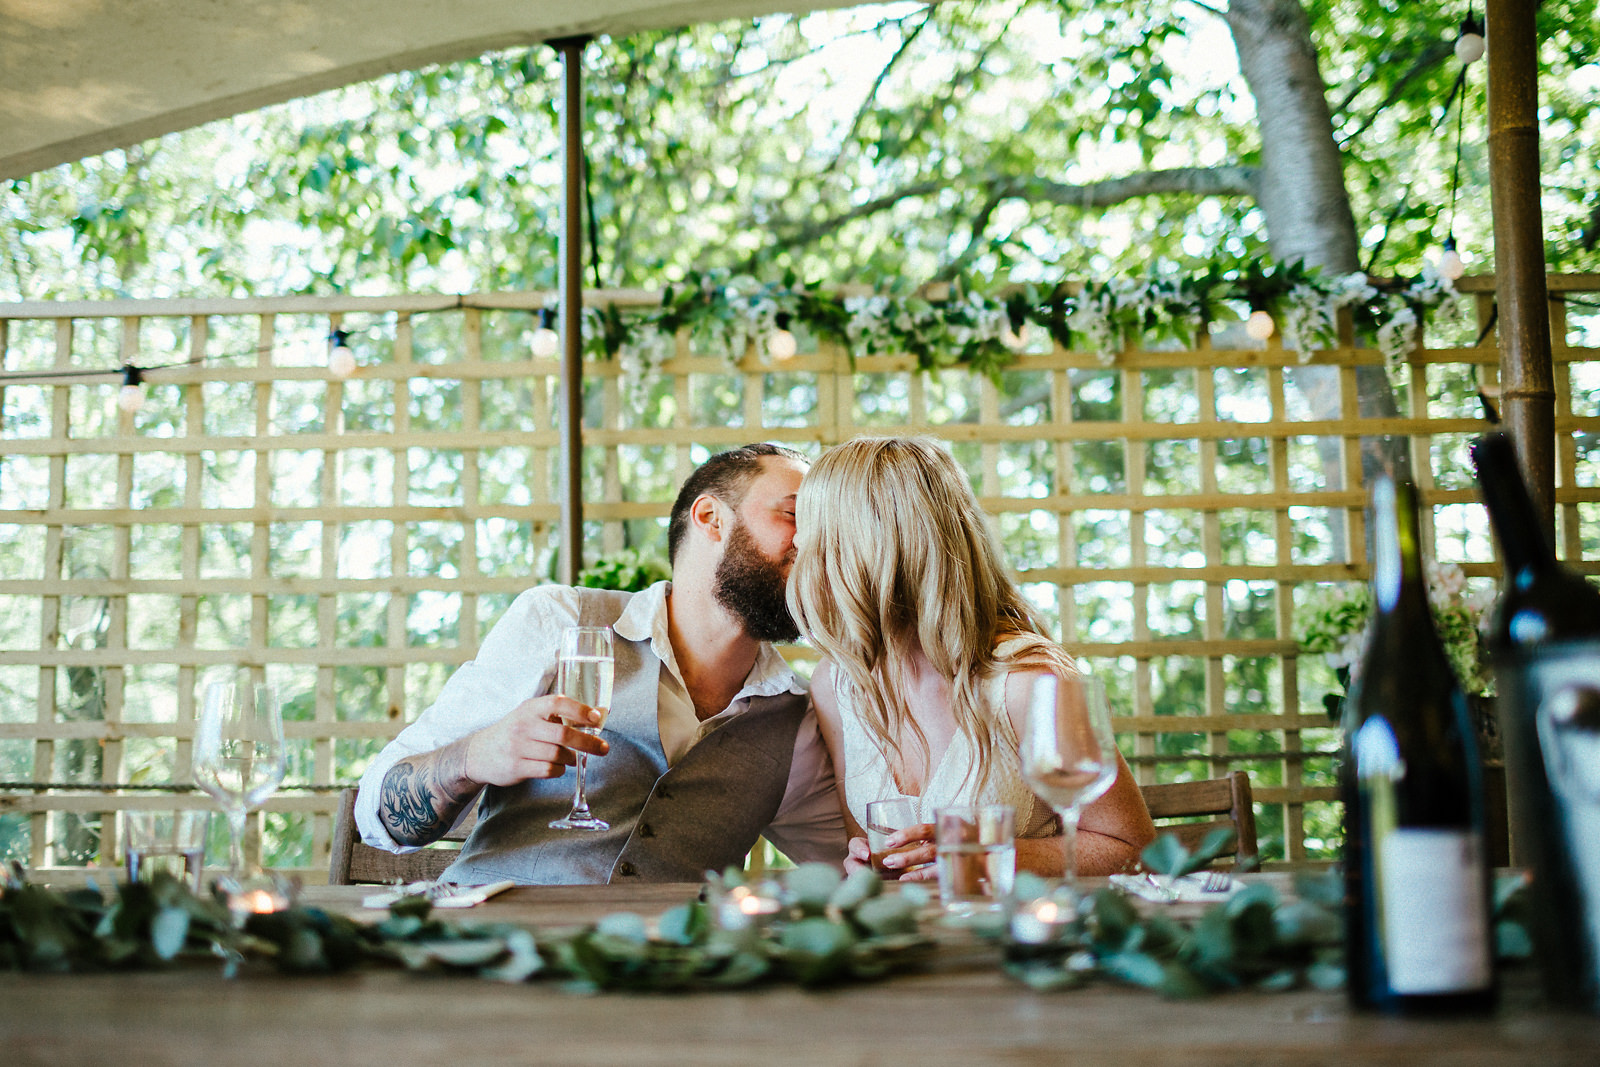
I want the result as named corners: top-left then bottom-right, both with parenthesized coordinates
top-left (1342, 476), bottom-right (1494, 1013)
top-left (1471, 430), bottom-right (1600, 1009)
top-left (1470, 432), bottom-right (1600, 649)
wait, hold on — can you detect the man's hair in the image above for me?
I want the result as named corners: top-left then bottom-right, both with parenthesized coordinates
top-left (667, 443), bottom-right (807, 564)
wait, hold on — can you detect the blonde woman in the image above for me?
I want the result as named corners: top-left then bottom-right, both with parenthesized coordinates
top-left (787, 436), bottom-right (1154, 878)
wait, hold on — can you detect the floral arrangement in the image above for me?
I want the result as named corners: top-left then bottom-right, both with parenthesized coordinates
top-left (1296, 560), bottom-right (1495, 703)
top-left (564, 257), bottom-right (1465, 402)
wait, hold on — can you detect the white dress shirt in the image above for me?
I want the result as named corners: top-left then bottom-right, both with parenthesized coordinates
top-left (354, 581), bottom-right (845, 864)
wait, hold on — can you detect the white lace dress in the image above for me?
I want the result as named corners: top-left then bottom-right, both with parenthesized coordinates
top-left (834, 640), bottom-right (1058, 838)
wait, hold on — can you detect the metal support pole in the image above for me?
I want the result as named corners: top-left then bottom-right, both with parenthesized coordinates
top-left (1486, 0), bottom-right (1555, 530)
top-left (553, 36), bottom-right (591, 587)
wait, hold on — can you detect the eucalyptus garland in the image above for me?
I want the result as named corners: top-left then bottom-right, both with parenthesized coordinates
top-left (568, 259), bottom-right (1464, 403)
top-left (0, 839), bottom-right (1531, 997)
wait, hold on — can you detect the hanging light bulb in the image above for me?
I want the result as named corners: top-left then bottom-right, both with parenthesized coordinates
top-left (327, 329), bottom-right (357, 379)
top-left (1438, 236), bottom-right (1467, 281)
top-left (116, 364), bottom-right (145, 414)
top-left (1001, 319), bottom-right (1032, 351)
top-left (1455, 16), bottom-right (1486, 64)
top-left (1245, 309), bottom-right (1276, 341)
top-left (767, 312), bottom-right (798, 361)
top-left (531, 307), bottom-right (561, 358)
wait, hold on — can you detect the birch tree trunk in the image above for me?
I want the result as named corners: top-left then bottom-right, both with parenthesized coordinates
top-left (1226, 0), bottom-right (1405, 542)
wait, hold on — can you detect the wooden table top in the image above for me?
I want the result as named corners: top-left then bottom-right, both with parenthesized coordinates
top-left (5, 878), bottom-right (1599, 1067)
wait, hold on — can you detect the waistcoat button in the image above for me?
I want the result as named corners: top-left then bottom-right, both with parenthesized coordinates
top-left (617, 861), bottom-right (637, 877)
top-left (638, 823), bottom-right (654, 838)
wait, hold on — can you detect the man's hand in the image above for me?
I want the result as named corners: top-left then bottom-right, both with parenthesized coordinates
top-left (379, 695), bottom-right (608, 846)
top-left (461, 695), bottom-right (609, 785)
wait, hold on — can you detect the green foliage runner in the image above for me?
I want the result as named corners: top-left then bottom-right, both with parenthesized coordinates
top-left (0, 836), bottom-right (1532, 997)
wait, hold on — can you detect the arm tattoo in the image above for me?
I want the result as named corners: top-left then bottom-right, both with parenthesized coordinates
top-left (379, 745), bottom-right (476, 847)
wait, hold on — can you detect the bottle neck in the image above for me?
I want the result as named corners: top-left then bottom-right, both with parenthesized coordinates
top-left (1472, 432), bottom-right (1556, 579)
top-left (1371, 477), bottom-right (1432, 621)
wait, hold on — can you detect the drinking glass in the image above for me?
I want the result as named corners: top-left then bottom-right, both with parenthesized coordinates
top-left (192, 671), bottom-right (286, 888)
top-left (934, 804), bottom-right (1016, 917)
top-left (1020, 671), bottom-right (1119, 894)
top-left (864, 797), bottom-right (924, 878)
top-left (549, 626), bottom-right (615, 831)
top-left (123, 809), bottom-right (209, 892)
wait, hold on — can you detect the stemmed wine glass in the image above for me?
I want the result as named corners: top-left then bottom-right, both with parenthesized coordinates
top-left (549, 627), bottom-right (615, 831)
top-left (192, 670), bottom-right (287, 896)
top-left (1020, 671), bottom-right (1120, 895)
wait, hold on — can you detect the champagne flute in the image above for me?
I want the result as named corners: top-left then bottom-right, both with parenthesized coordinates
top-left (192, 670), bottom-right (287, 889)
top-left (549, 626), bottom-right (615, 831)
top-left (1020, 671), bottom-right (1119, 894)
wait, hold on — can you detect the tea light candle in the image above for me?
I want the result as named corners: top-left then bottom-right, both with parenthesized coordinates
top-left (1010, 897), bottom-right (1070, 945)
top-left (717, 883), bottom-right (782, 931)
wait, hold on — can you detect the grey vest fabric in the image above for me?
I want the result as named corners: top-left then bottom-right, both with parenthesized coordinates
top-left (441, 588), bottom-right (808, 885)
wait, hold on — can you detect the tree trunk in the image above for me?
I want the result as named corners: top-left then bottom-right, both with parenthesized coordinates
top-left (1225, 0), bottom-right (1361, 272)
top-left (1226, 0), bottom-right (1403, 542)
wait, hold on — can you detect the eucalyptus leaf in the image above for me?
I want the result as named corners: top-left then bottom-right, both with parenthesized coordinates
top-left (783, 864), bottom-right (843, 913)
top-left (656, 902), bottom-right (708, 947)
top-left (150, 906), bottom-right (191, 961)
top-left (852, 894), bottom-right (918, 937)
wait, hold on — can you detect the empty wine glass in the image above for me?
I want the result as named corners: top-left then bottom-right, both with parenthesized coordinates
top-left (549, 627), bottom-right (615, 831)
top-left (192, 670), bottom-right (286, 896)
top-left (1020, 671), bottom-right (1119, 894)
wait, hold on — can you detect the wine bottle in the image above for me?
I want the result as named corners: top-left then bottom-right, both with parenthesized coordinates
top-left (1471, 430), bottom-right (1600, 1010)
top-left (1470, 431), bottom-right (1600, 650)
top-left (1342, 475), bottom-right (1494, 1013)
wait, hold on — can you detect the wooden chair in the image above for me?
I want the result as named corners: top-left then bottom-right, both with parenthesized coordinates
top-left (1139, 771), bottom-right (1259, 869)
top-left (327, 787), bottom-right (479, 885)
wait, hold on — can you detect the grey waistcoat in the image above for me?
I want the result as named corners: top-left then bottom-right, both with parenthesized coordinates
top-left (441, 588), bottom-right (808, 885)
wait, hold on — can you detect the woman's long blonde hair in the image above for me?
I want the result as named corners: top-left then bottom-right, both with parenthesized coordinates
top-left (787, 436), bottom-right (1077, 798)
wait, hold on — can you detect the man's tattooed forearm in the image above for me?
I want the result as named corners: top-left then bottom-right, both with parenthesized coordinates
top-left (379, 749), bottom-right (475, 846)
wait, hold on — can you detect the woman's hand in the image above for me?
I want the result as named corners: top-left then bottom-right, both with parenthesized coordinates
top-left (869, 822), bottom-right (938, 881)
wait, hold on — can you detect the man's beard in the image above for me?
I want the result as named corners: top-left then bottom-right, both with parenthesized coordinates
top-left (712, 519), bottom-right (800, 644)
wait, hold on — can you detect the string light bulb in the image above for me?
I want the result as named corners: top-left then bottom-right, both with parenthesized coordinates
top-left (116, 364), bottom-right (145, 414)
top-left (1438, 236), bottom-right (1467, 281)
top-left (767, 312), bottom-right (798, 361)
top-left (1001, 320), bottom-right (1032, 351)
top-left (327, 329), bottom-right (357, 380)
top-left (1245, 309), bottom-right (1276, 341)
top-left (531, 308), bottom-right (560, 358)
top-left (1455, 16), bottom-right (1486, 64)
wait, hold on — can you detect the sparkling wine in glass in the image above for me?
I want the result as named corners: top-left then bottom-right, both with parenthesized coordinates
top-left (549, 626), bottom-right (615, 831)
top-left (1020, 671), bottom-right (1119, 893)
top-left (192, 670), bottom-right (287, 889)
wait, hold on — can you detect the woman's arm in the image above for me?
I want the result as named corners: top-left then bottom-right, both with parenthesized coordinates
top-left (1004, 668), bottom-right (1156, 877)
top-left (808, 661), bottom-right (871, 866)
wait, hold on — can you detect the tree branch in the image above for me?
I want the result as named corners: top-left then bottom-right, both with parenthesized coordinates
top-left (1332, 38), bottom-right (1455, 143)
top-left (934, 189), bottom-right (1006, 282)
top-left (824, 10), bottom-right (933, 174)
top-left (736, 166), bottom-right (1257, 274)
top-left (1020, 166), bottom-right (1258, 207)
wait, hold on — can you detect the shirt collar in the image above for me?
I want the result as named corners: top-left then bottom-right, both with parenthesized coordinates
top-left (615, 580), bottom-right (806, 701)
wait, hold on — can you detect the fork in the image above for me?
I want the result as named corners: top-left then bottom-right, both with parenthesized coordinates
top-left (1198, 869), bottom-right (1233, 893)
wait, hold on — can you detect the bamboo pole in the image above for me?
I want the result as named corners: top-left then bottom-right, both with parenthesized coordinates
top-left (1486, 0), bottom-right (1555, 529)
top-left (554, 36), bottom-right (591, 586)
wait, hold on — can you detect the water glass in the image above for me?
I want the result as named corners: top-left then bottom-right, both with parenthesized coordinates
top-left (935, 804), bottom-right (1016, 916)
top-left (123, 809), bottom-right (209, 892)
top-left (864, 797), bottom-right (924, 877)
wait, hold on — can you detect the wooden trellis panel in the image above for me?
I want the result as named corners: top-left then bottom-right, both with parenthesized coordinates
top-left (2, 276), bottom-right (1599, 878)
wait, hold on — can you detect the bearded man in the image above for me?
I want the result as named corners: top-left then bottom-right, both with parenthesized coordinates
top-left (355, 443), bottom-right (846, 883)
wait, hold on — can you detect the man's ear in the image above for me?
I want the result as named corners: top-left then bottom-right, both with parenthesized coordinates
top-left (688, 493), bottom-right (725, 544)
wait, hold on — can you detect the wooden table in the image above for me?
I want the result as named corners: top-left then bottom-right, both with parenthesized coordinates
top-left (4, 880), bottom-right (1598, 1067)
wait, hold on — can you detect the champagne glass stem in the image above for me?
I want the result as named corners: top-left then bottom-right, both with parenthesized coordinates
top-left (224, 804), bottom-right (249, 878)
top-left (570, 753), bottom-right (593, 819)
top-left (1056, 807), bottom-right (1081, 893)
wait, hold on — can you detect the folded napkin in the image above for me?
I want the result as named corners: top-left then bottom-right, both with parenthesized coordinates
top-left (361, 879), bottom-right (516, 910)
top-left (1109, 872), bottom-right (1241, 903)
